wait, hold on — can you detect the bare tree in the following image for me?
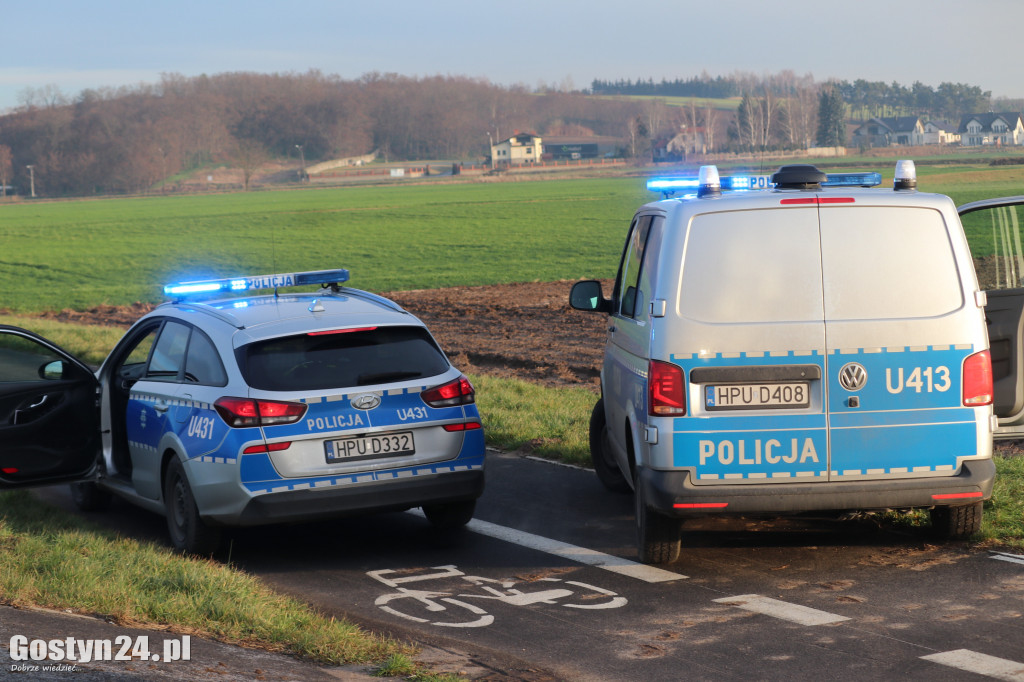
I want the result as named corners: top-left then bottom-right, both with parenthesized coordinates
top-left (232, 139), bottom-right (270, 191)
top-left (0, 145), bottom-right (11, 197)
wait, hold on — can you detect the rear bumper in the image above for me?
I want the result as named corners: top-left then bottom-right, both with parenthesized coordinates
top-left (639, 459), bottom-right (995, 516)
top-left (230, 468), bottom-right (485, 526)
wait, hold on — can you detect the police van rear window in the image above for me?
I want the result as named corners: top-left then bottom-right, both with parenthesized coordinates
top-left (238, 325), bottom-right (450, 391)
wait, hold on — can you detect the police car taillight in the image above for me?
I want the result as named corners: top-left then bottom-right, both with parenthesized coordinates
top-left (962, 350), bottom-right (993, 406)
top-left (649, 360), bottom-right (685, 416)
top-left (214, 397), bottom-right (308, 427)
top-left (421, 376), bottom-right (475, 408)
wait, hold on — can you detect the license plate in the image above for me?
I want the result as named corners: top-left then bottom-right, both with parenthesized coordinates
top-left (705, 383), bottom-right (809, 410)
top-left (325, 431), bottom-right (415, 462)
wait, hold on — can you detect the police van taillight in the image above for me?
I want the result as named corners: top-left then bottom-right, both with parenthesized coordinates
top-left (214, 397), bottom-right (308, 427)
top-left (962, 350), bottom-right (993, 406)
top-left (649, 360), bottom-right (685, 416)
top-left (421, 376), bottom-right (475, 407)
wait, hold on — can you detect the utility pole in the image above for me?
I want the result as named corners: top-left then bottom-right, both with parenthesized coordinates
top-left (294, 145), bottom-right (306, 181)
top-left (25, 165), bottom-right (35, 198)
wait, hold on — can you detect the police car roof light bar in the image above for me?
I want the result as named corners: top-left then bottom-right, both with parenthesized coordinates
top-left (822, 172), bottom-right (882, 188)
top-left (164, 268), bottom-right (350, 298)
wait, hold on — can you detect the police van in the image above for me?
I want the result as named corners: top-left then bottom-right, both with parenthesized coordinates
top-left (571, 162), bottom-right (1024, 564)
top-left (0, 269), bottom-right (485, 554)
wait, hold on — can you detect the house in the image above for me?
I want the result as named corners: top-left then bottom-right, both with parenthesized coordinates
top-left (958, 112), bottom-right (1024, 146)
top-left (490, 132), bottom-right (542, 166)
top-left (851, 117), bottom-right (925, 147)
top-left (542, 135), bottom-right (622, 160)
top-left (922, 120), bottom-right (959, 145)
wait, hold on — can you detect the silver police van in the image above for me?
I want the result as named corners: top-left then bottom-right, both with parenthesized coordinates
top-left (571, 162), bottom-right (1024, 564)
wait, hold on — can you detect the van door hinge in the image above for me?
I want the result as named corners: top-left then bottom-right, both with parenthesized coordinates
top-left (975, 290), bottom-right (987, 308)
top-left (650, 299), bottom-right (667, 317)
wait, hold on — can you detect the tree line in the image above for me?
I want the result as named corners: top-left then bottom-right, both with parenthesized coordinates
top-left (0, 69), bottom-right (1019, 197)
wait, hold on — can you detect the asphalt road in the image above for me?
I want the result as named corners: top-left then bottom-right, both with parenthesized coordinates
top-left (30, 451), bottom-right (1024, 681)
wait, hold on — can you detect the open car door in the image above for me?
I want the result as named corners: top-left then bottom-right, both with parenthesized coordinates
top-left (0, 326), bottom-right (100, 487)
top-left (959, 196), bottom-right (1024, 439)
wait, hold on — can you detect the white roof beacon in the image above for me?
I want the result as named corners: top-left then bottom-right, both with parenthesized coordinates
top-left (894, 159), bottom-right (917, 191)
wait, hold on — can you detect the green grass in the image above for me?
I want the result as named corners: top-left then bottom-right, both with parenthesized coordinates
top-left (0, 489), bottom-right (404, 666)
top-left (0, 179), bottom-right (646, 314)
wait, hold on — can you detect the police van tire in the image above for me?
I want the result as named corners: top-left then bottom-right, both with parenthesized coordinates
top-left (164, 458), bottom-right (222, 556)
top-left (590, 400), bottom-right (630, 493)
top-left (69, 481), bottom-right (112, 512)
top-left (929, 501), bottom-right (983, 540)
top-left (423, 499), bottom-right (476, 530)
top-left (635, 479), bottom-right (681, 564)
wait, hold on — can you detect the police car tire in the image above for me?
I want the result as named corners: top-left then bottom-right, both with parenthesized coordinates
top-left (423, 499), bottom-right (476, 530)
top-left (929, 501), bottom-right (983, 540)
top-left (69, 481), bottom-right (112, 512)
top-left (589, 400), bottom-right (630, 493)
top-left (164, 458), bottom-right (222, 556)
top-left (635, 478), bottom-right (681, 564)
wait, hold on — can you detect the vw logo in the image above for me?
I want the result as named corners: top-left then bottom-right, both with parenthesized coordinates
top-left (351, 393), bottom-right (381, 410)
top-left (838, 363), bottom-right (868, 391)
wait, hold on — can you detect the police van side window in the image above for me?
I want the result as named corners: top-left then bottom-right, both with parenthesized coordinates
top-left (146, 321), bottom-right (190, 381)
top-left (617, 215), bottom-right (654, 318)
top-left (184, 329), bottom-right (228, 386)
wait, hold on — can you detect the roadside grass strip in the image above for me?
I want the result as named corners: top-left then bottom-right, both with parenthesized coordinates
top-left (406, 509), bottom-right (684, 583)
top-left (0, 490), bottom-right (405, 666)
top-left (711, 595), bottom-right (850, 626)
top-left (921, 650), bottom-right (1024, 681)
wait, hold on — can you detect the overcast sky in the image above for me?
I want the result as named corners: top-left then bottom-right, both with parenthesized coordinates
top-left (1, 0), bottom-right (1018, 112)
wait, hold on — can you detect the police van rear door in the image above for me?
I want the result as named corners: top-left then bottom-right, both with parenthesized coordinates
top-left (820, 201), bottom-right (989, 481)
top-left (958, 196), bottom-right (1024, 438)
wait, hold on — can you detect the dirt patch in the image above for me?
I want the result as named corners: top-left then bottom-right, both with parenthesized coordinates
top-left (28, 280), bottom-right (613, 392)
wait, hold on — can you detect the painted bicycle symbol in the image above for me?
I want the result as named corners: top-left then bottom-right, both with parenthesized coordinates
top-left (367, 564), bottom-right (627, 628)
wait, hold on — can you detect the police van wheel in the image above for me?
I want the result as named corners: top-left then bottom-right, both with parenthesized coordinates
top-left (590, 400), bottom-right (630, 493)
top-left (70, 482), bottom-right (112, 512)
top-left (929, 501), bottom-right (983, 540)
top-left (635, 478), bottom-right (681, 564)
top-left (423, 499), bottom-right (476, 530)
top-left (164, 458), bottom-right (222, 556)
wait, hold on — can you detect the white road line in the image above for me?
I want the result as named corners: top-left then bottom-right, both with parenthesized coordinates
top-left (712, 594), bottom-right (850, 626)
top-left (991, 552), bottom-right (1024, 566)
top-left (405, 510), bottom-right (686, 583)
top-left (922, 650), bottom-right (1024, 681)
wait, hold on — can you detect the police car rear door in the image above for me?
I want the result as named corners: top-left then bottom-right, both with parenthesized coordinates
top-left (958, 196), bottom-right (1024, 438)
top-left (820, 198), bottom-right (988, 481)
top-left (0, 326), bottom-right (100, 488)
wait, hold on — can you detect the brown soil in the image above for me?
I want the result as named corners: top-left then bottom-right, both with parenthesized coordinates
top-left (34, 280), bottom-right (613, 392)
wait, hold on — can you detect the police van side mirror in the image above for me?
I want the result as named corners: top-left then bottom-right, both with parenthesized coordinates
top-left (570, 280), bottom-right (612, 314)
top-left (39, 360), bottom-right (66, 380)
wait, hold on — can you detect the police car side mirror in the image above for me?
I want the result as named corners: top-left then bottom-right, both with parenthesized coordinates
top-left (39, 360), bottom-right (66, 381)
top-left (570, 280), bottom-right (612, 314)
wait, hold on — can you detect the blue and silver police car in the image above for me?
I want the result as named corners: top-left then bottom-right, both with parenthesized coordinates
top-left (572, 162), bottom-right (1024, 564)
top-left (0, 269), bottom-right (485, 554)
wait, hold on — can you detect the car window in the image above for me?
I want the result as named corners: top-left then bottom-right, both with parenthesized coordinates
top-left (238, 325), bottom-right (450, 391)
top-left (0, 333), bottom-right (88, 383)
top-left (617, 215), bottom-right (653, 318)
top-left (184, 329), bottom-right (228, 386)
top-left (146, 321), bottom-right (190, 381)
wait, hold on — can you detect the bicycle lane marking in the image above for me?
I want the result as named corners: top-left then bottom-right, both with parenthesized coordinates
top-left (405, 510), bottom-right (685, 583)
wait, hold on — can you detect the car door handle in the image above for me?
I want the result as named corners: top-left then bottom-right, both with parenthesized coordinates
top-left (13, 394), bottom-right (51, 424)
top-left (154, 401), bottom-right (170, 413)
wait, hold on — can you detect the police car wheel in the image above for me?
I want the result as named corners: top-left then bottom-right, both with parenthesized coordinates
top-left (164, 458), bottom-right (222, 555)
top-left (929, 501), bottom-right (983, 540)
top-left (69, 482), bottom-right (112, 512)
top-left (589, 400), bottom-right (630, 493)
top-left (635, 476), bottom-right (681, 564)
top-left (423, 499), bottom-right (476, 530)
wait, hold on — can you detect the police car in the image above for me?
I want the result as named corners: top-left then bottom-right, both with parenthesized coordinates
top-left (0, 269), bottom-right (485, 554)
top-left (571, 162), bottom-right (1024, 564)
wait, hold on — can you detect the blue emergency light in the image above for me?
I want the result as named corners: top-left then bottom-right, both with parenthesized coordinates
top-left (648, 166), bottom-right (883, 197)
top-left (164, 268), bottom-right (350, 298)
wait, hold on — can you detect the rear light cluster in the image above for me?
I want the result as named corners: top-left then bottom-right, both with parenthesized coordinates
top-left (443, 422), bottom-right (482, 432)
top-left (649, 360), bottom-right (685, 416)
top-left (421, 376), bottom-right (475, 408)
top-left (962, 350), bottom-right (993, 406)
top-left (214, 397), bottom-right (307, 428)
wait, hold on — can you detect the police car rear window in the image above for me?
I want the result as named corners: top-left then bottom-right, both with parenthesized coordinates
top-left (238, 326), bottom-right (450, 392)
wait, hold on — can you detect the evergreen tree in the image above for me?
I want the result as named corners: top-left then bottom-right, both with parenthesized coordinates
top-left (816, 87), bottom-right (847, 147)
